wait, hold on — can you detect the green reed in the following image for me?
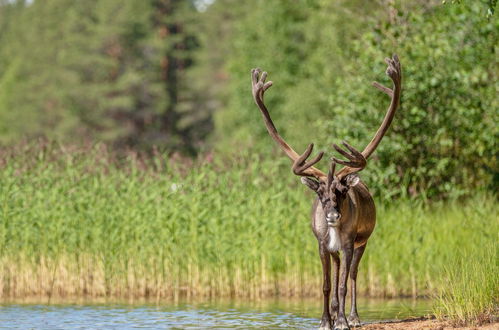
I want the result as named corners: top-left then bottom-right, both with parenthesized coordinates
top-left (0, 143), bottom-right (496, 322)
top-left (434, 241), bottom-right (498, 325)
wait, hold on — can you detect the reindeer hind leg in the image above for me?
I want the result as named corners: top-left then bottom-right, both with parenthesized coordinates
top-left (334, 245), bottom-right (353, 330)
top-left (348, 244), bottom-right (367, 328)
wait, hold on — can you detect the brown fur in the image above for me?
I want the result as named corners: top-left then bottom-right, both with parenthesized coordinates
top-left (309, 180), bottom-right (376, 330)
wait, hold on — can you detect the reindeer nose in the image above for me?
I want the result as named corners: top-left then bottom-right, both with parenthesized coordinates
top-left (326, 212), bottom-right (341, 225)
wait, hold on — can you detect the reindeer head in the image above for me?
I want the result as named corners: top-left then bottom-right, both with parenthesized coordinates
top-left (300, 143), bottom-right (364, 227)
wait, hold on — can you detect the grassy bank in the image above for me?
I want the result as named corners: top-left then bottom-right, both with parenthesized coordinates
top-left (0, 144), bottom-right (497, 321)
top-left (435, 243), bottom-right (498, 325)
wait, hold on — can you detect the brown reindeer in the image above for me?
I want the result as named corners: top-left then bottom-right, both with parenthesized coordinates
top-left (251, 55), bottom-right (402, 330)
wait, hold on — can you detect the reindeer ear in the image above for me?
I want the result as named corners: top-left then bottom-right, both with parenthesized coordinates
top-left (301, 177), bottom-right (320, 192)
top-left (345, 174), bottom-right (360, 187)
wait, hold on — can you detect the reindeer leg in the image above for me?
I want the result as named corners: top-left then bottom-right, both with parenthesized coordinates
top-left (330, 251), bottom-right (340, 321)
top-left (334, 245), bottom-right (353, 330)
top-left (348, 245), bottom-right (366, 328)
top-left (318, 244), bottom-right (332, 330)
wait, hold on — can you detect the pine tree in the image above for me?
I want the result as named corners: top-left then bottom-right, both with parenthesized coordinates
top-left (0, 0), bottom-right (202, 152)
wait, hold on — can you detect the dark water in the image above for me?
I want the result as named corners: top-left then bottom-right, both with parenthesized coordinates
top-left (0, 298), bottom-right (430, 329)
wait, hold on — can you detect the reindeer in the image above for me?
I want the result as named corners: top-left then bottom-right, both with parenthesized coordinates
top-left (251, 55), bottom-right (401, 330)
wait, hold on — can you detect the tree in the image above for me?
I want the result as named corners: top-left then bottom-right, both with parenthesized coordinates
top-left (0, 0), bottom-right (203, 153)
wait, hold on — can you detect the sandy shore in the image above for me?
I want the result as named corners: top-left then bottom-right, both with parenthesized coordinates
top-left (362, 317), bottom-right (498, 329)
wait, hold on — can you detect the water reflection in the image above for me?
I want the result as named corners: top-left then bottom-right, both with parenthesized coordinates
top-left (0, 298), bottom-right (431, 329)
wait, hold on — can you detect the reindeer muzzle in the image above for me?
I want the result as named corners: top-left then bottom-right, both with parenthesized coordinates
top-left (326, 212), bottom-right (341, 227)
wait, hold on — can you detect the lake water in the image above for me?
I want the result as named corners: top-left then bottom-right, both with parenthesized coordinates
top-left (0, 298), bottom-right (430, 329)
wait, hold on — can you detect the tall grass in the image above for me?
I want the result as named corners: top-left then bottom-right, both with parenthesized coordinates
top-left (435, 242), bottom-right (498, 325)
top-left (0, 142), bottom-right (496, 320)
top-left (361, 195), bottom-right (498, 298)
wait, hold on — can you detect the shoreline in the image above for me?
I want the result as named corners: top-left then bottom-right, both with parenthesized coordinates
top-left (363, 317), bottom-right (498, 329)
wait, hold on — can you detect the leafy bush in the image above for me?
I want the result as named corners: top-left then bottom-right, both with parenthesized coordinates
top-left (320, 3), bottom-right (497, 199)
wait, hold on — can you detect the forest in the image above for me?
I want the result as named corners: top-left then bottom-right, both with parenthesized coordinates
top-left (0, 0), bottom-right (497, 327)
top-left (0, 0), bottom-right (496, 198)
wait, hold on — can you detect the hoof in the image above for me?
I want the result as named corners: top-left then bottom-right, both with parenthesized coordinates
top-left (319, 317), bottom-right (332, 330)
top-left (347, 315), bottom-right (361, 327)
top-left (333, 317), bottom-right (350, 330)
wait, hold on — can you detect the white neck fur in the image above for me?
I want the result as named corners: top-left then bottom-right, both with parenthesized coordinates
top-left (327, 227), bottom-right (341, 252)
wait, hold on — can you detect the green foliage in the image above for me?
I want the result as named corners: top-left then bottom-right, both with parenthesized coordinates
top-left (217, 1), bottom-right (497, 199)
top-left (322, 2), bottom-right (498, 199)
top-left (214, 0), bottom-right (380, 151)
top-left (0, 0), bottom-right (204, 151)
top-left (443, 0), bottom-right (498, 17)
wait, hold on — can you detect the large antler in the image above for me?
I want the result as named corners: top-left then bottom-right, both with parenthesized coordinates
top-left (251, 68), bottom-right (327, 180)
top-left (335, 54), bottom-right (402, 179)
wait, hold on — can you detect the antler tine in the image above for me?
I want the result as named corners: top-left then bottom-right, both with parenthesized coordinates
top-left (332, 141), bottom-right (366, 179)
top-left (372, 56), bottom-right (400, 97)
top-left (342, 141), bottom-right (364, 158)
top-left (252, 68), bottom-right (273, 100)
top-left (251, 69), bottom-right (327, 180)
top-left (333, 143), bottom-right (354, 161)
top-left (372, 81), bottom-right (393, 97)
top-left (292, 144), bottom-right (324, 176)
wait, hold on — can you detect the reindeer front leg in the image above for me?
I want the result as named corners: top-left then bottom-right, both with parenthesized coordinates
top-left (319, 244), bottom-right (332, 330)
top-left (330, 252), bottom-right (340, 321)
top-left (334, 245), bottom-right (353, 330)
